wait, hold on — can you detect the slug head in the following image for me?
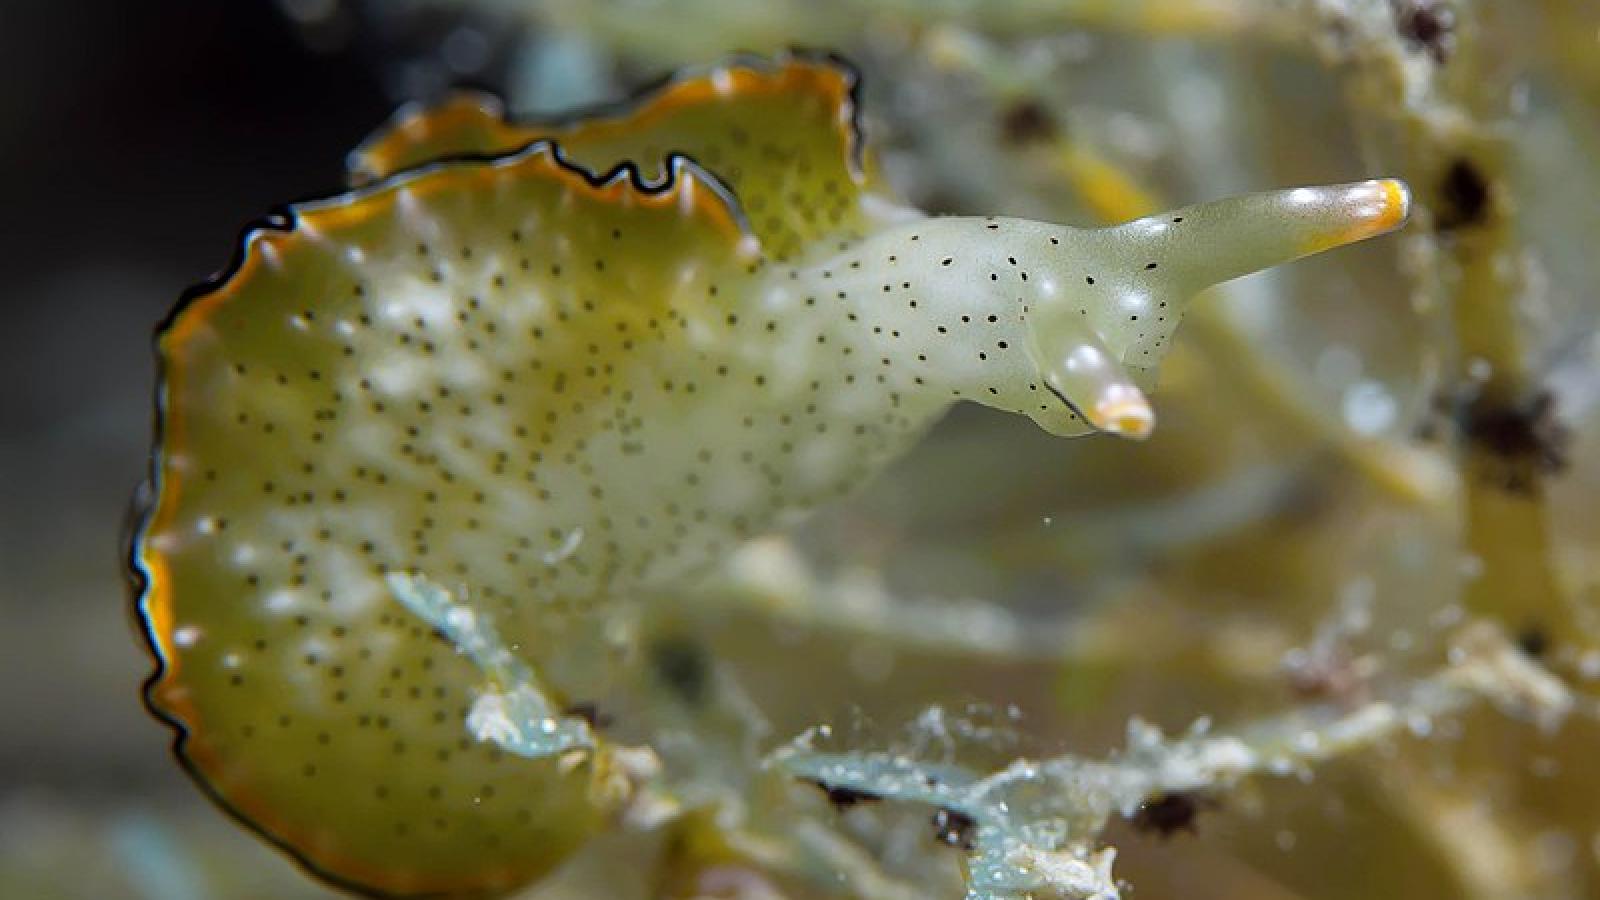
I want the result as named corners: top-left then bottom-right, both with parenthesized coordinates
top-left (1020, 179), bottom-right (1410, 439)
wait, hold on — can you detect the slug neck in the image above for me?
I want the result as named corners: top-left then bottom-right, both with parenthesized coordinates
top-left (786, 217), bottom-right (1105, 436)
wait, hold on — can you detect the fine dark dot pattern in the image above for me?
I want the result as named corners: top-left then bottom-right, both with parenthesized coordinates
top-left (135, 57), bottom-right (933, 899)
top-left (140, 140), bottom-right (900, 895)
top-left (137, 52), bottom-right (1410, 900)
top-left (349, 56), bottom-right (876, 263)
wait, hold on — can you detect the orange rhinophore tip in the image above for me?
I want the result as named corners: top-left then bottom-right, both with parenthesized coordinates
top-left (131, 48), bottom-right (1421, 898)
top-left (1091, 386), bottom-right (1156, 440)
top-left (1375, 177), bottom-right (1412, 232)
top-left (1294, 178), bottom-right (1413, 256)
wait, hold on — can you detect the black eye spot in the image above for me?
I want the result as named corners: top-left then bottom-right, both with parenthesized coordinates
top-left (1145, 262), bottom-right (1158, 270)
top-left (1085, 276), bottom-right (1096, 285)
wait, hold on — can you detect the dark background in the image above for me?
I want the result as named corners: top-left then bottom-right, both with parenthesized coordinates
top-left (1, 0), bottom-right (390, 809)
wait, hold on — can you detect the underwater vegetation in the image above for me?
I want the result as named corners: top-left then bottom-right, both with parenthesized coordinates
top-left (125, 1), bottom-right (1600, 898)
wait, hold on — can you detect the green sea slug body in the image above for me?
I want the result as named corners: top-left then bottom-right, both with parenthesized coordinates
top-left (130, 53), bottom-right (1409, 897)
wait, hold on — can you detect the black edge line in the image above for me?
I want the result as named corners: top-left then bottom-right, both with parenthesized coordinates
top-left (125, 375), bottom-right (449, 898)
top-left (347, 48), bottom-right (868, 186)
top-left (125, 50), bottom-right (866, 896)
top-left (1043, 381), bottom-right (1105, 434)
top-left (126, 137), bottom-right (761, 900)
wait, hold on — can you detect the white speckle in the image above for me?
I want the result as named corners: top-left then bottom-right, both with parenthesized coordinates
top-left (265, 590), bottom-right (296, 613)
top-left (397, 188), bottom-right (422, 219)
top-left (677, 170), bottom-right (697, 217)
top-left (369, 355), bottom-right (421, 395)
top-left (231, 544), bottom-right (257, 566)
top-left (1128, 218), bottom-right (1171, 237)
top-left (711, 67), bottom-right (734, 95)
top-left (1287, 187), bottom-right (1319, 206)
top-left (542, 527), bottom-right (584, 566)
top-left (221, 653), bottom-right (242, 669)
top-left (194, 517), bottom-right (217, 535)
top-left (444, 605), bottom-right (478, 632)
top-left (289, 314), bottom-right (310, 330)
top-left (735, 234), bottom-right (762, 260)
top-left (345, 246), bottom-right (366, 265)
top-left (1342, 379), bottom-right (1397, 435)
top-left (1064, 343), bottom-right (1108, 371)
top-left (1117, 289), bottom-right (1152, 314)
top-left (143, 533), bottom-right (179, 553)
top-left (173, 625), bottom-right (202, 648)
